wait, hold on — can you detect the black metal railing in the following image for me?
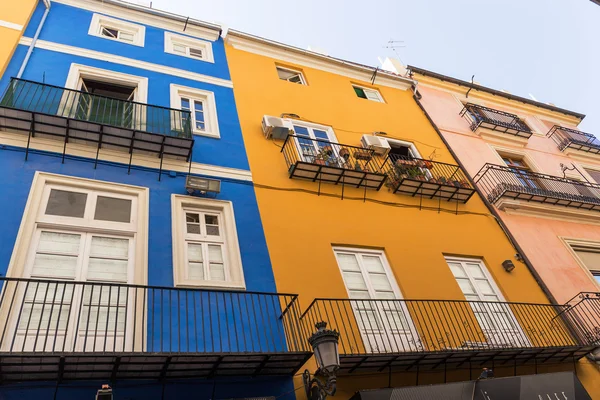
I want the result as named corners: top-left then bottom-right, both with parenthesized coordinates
top-left (0, 277), bottom-right (307, 354)
top-left (383, 154), bottom-right (474, 202)
top-left (281, 135), bottom-right (388, 190)
top-left (0, 78), bottom-right (192, 139)
top-left (460, 103), bottom-right (532, 137)
top-left (548, 125), bottom-right (600, 154)
top-left (561, 292), bottom-right (600, 346)
top-left (474, 164), bottom-right (600, 210)
top-left (301, 298), bottom-right (595, 356)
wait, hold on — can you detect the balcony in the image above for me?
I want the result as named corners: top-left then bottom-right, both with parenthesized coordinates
top-left (301, 297), bottom-right (598, 374)
top-left (0, 78), bottom-right (194, 174)
top-left (548, 125), bottom-right (600, 155)
top-left (475, 164), bottom-right (600, 212)
top-left (383, 154), bottom-right (475, 203)
top-left (461, 103), bottom-right (533, 139)
top-left (0, 277), bottom-right (310, 382)
top-left (281, 135), bottom-right (388, 190)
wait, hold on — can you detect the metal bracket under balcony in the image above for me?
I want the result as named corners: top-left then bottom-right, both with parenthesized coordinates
top-left (475, 164), bottom-right (600, 211)
top-left (282, 135), bottom-right (387, 190)
top-left (384, 155), bottom-right (475, 203)
top-left (0, 78), bottom-right (194, 179)
top-left (548, 125), bottom-right (600, 155)
top-left (0, 278), bottom-right (311, 383)
top-left (301, 297), bottom-right (599, 375)
top-left (461, 103), bottom-right (533, 139)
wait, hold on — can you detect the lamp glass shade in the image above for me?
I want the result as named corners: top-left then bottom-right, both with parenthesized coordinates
top-left (314, 340), bottom-right (339, 373)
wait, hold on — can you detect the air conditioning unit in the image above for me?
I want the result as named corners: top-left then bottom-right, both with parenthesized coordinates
top-left (361, 134), bottom-right (391, 156)
top-left (262, 115), bottom-right (294, 140)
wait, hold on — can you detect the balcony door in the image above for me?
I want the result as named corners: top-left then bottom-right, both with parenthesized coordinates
top-left (446, 257), bottom-right (528, 347)
top-left (501, 156), bottom-right (539, 189)
top-left (76, 78), bottom-right (137, 128)
top-left (2, 184), bottom-right (138, 353)
top-left (334, 248), bottom-right (421, 353)
top-left (293, 124), bottom-right (336, 164)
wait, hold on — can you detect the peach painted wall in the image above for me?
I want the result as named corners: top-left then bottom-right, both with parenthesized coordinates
top-left (416, 81), bottom-right (600, 304)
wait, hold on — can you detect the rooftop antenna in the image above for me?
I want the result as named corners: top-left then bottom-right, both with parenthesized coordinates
top-left (383, 39), bottom-right (406, 64)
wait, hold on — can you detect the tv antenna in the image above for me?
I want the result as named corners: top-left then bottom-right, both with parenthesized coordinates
top-left (383, 39), bottom-right (406, 64)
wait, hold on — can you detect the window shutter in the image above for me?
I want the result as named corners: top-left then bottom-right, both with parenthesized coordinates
top-left (585, 169), bottom-right (600, 185)
top-left (573, 247), bottom-right (600, 273)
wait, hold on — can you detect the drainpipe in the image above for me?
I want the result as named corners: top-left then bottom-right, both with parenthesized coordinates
top-left (411, 90), bottom-right (559, 305)
top-left (17, 0), bottom-right (51, 79)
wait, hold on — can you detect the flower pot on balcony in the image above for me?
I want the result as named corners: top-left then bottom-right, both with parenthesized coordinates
top-left (321, 145), bottom-right (334, 156)
top-left (395, 159), bottom-right (415, 167)
top-left (339, 148), bottom-right (350, 160)
top-left (314, 159), bottom-right (326, 165)
top-left (423, 161), bottom-right (434, 169)
top-left (459, 180), bottom-right (471, 188)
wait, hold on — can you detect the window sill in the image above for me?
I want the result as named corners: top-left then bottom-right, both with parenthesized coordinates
top-left (193, 131), bottom-right (220, 139)
top-left (175, 280), bottom-right (246, 290)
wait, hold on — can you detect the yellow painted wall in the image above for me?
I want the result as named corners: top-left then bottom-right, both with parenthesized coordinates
top-left (224, 39), bottom-right (582, 398)
top-left (0, 0), bottom-right (37, 78)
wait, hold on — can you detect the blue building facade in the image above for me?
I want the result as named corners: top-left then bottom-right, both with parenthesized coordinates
top-left (0, 1), bottom-right (309, 398)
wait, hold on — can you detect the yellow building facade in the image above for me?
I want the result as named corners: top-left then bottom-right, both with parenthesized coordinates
top-left (225, 31), bottom-right (599, 398)
top-left (0, 0), bottom-right (37, 77)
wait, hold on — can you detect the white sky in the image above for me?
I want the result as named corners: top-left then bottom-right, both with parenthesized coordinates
top-left (149, 0), bottom-right (599, 132)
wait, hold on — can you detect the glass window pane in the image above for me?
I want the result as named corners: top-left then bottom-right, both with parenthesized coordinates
top-left (187, 243), bottom-right (203, 262)
top-left (186, 213), bottom-right (201, 234)
top-left (101, 27), bottom-right (118, 38)
top-left (205, 215), bottom-right (219, 236)
top-left (456, 278), bottom-right (476, 295)
top-left (173, 43), bottom-right (187, 54)
top-left (343, 271), bottom-right (367, 290)
top-left (87, 258), bottom-right (128, 282)
top-left (365, 90), bottom-right (381, 101)
top-left (313, 129), bottom-right (329, 140)
top-left (369, 273), bottom-right (392, 292)
top-left (180, 98), bottom-right (190, 111)
top-left (189, 48), bottom-right (203, 58)
top-left (187, 224), bottom-right (201, 234)
top-left (354, 86), bottom-right (367, 99)
top-left (31, 254), bottom-right (78, 279)
top-left (37, 231), bottom-right (80, 254)
top-left (293, 125), bottom-right (310, 137)
top-left (466, 263), bottom-right (485, 278)
top-left (188, 262), bottom-right (204, 280)
top-left (448, 263), bottom-right (466, 278)
top-left (90, 236), bottom-right (128, 259)
top-left (337, 253), bottom-right (360, 271)
top-left (94, 196), bottom-right (132, 223)
top-left (594, 274), bottom-right (600, 285)
top-left (476, 280), bottom-right (495, 295)
top-left (363, 256), bottom-right (385, 273)
top-left (186, 213), bottom-right (200, 223)
top-left (45, 189), bottom-right (87, 218)
top-left (194, 100), bottom-right (204, 111)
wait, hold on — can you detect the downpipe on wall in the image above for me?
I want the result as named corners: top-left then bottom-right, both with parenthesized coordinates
top-left (17, 0), bottom-right (51, 79)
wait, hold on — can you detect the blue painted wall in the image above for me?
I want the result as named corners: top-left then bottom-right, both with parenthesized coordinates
top-left (0, 2), bottom-right (298, 398)
top-left (1, 2), bottom-right (249, 171)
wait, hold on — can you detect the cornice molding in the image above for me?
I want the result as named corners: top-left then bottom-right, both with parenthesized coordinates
top-left (0, 20), bottom-right (24, 31)
top-left (225, 32), bottom-right (413, 91)
top-left (53, 0), bottom-right (220, 41)
top-left (496, 197), bottom-right (600, 225)
top-left (18, 37), bottom-right (233, 88)
top-left (476, 127), bottom-right (530, 149)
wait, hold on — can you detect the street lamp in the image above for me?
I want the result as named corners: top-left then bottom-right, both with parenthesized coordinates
top-left (303, 321), bottom-right (340, 400)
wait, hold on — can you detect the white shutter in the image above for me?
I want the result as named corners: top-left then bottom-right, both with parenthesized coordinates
top-left (31, 231), bottom-right (81, 279)
top-left (87, 236), bottom-right (129, 282)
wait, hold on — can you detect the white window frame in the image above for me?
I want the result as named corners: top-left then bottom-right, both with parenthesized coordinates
top-left (170, 84), bottom-right (220, 138)
top-left (5, 172), bottom-right (149, 283)
top-left (164, 32), bottom-right (214, 63)
top-left (276, 66), bottom-right (307, 85)
top-left (352, 84), bottom-right (384, 103)
top-left (171, 195), bottom-right (245, 289)
top-left (562, 238), bottom-right (600, 290)
top-left (88, 14), bottom-right (145, 47)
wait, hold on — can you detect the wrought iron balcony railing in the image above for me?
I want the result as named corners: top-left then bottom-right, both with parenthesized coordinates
top-left (460, 103), bottom-right (532, 138)
top-left (547, 125), bottom-right (600, 155)
top-left (0, 277), bottom-right (310, 382)
top-left (383, 154), bottom-right (475, 203)
top-left (301, 297), bottom-right (598, 375)
top-left (281, 135), bottom-right (388, 190)
top-left (0, 78), bottom-right (194, 175)
top-left (474, 164), bottom-right (600, 211)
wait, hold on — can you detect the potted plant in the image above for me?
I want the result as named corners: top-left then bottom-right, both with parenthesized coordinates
top-left (338, 147), bottom-right (350, 161)
top-left (459, 179), bottom-right (471, 188)
top-left (314, 147), bottom-right (332, 165)
top-left (423, 160), bottom-right (434, 169)
top-left (321, 145), bottom-right (334, 156)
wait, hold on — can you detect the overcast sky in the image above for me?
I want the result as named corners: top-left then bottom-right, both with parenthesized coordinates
top-left (148, 0), bottom-right (599, 132)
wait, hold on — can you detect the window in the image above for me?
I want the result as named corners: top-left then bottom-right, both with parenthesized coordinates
top-left (172, 195), bottom-right (245, 289)
top-left (276, 66), bottom-right (306, 85)
top-left (88, 14), bottom-right (145, 47)
top-left (334, 247), bottom-right (420, 352)
top-left (164, 32), bottom-right (214, 63)
top-left (501, 155), bottom-right (539, 189)
top-left (170, 84), bottom-right (220, 138)
top-left (292, 122), bottom-right (337, 163)
top-left (352, 85), bottom-right (384, 102)
top-left (3, 173), bottom-right (148, 352)
top-left (446, 257), bottom-right (527, 347)
top-left (570, 245), bottom-right (600, 287)
top-left (585, 168), bottom-right (600, 185)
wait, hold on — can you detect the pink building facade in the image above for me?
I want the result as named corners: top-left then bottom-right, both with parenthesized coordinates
top-left (410, 66), bottom-right (600, 305)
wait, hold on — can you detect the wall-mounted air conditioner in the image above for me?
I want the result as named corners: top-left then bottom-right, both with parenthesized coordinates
top-left (361, 134), bottom-right (391, 156)
top-left (262, 115), bottom-right (294, 140)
